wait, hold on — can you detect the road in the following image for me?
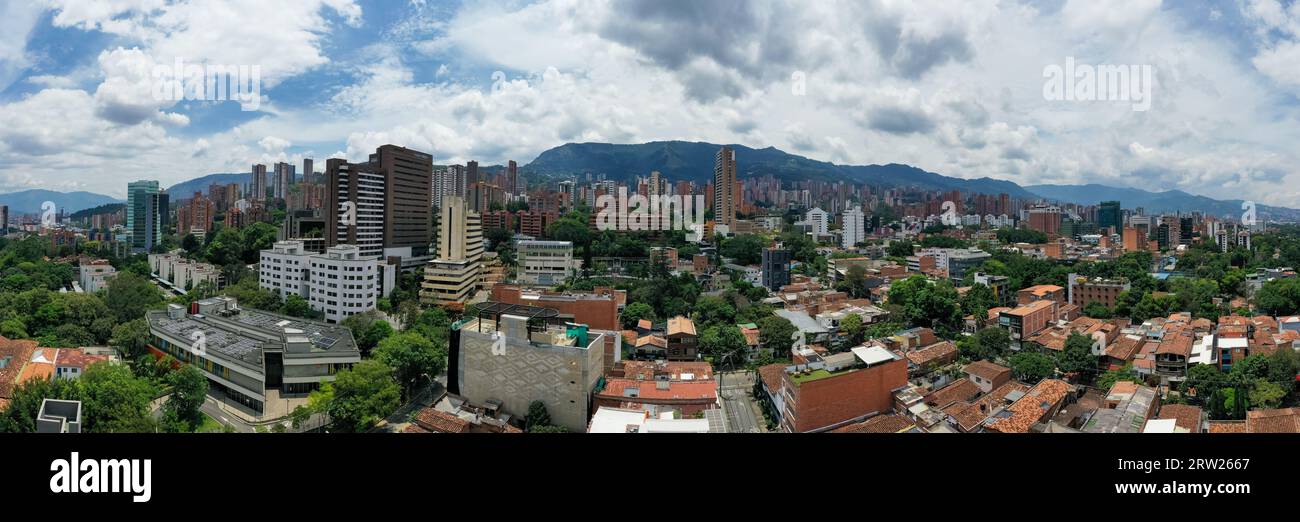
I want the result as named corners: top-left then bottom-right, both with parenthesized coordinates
top-left (200, 397), bottom-right (254, 433)
top-left (717, 371), bottom-right (763, 433)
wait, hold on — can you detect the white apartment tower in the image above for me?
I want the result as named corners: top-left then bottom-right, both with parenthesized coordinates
top-left (842, 205), bottom-right (866, 248)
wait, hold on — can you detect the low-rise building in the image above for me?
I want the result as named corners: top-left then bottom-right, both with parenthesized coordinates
top-left (449, 303), bottom-right (606, 432)
top-left (516, 240), bottom-right (574, 286)
top-left (777, 345), bottom-right (908, 433)
top-left (144, 297), bottom-right (361, 414)
top-left (78, 259), bottom-right (117, 293)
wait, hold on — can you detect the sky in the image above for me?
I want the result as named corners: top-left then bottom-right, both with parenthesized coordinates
top-left (0, 0), bottom-right (1297, 204)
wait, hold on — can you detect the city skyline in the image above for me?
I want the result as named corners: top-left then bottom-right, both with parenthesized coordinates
top-left (0, 1), bottom-right (1297, 206)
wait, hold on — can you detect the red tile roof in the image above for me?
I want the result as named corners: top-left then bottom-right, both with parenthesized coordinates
top-left (906, 341), bottom-right (957, 367)
top-left (412, 408), bottom-right (471, 433)
top-left (963, 360), bottom-right (1010, 382)
top-left (0, 336), bottom-right (38, 399)
top-left (1157, 404), bottom-right (1202, 433)
top-left (832, 414), bottom-right (916, 433)
top-left (924, 379), bottom-right (980, 409)
top-left (598, 379), bottom-right (718, 401)
top-left (985, 379), bottom-right (1072, 433)
top-left (620, 360), bottom-right (713, 381)
top-left (757, 363), bottom-right (786, 394)
top-left (1246, 408), bottom-right (1300, 433)
top-left (54, 348), bottom-right (109, 371)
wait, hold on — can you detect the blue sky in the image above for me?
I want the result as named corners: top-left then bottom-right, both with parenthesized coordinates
top-left (0, 0), bottom-right (1298, 205)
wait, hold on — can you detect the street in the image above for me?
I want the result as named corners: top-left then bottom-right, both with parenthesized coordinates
top-left (717, 371), bottom-right (764, 433)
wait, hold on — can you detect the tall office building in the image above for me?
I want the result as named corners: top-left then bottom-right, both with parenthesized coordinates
top-left (127, 180), bottom-right (167, 253)
top-left (251, 164), bottom-right (267, 201)
top-left (421, 196), bottom-right (483, 307)
top-left (177, 192), bottom-right (216, 237)
top-left (326, 145), bottom-right (435, 268)
top-left (1, 205), bottom-right (8, 233)
top-left (713, 146), bottom-right (737, 230)
top-left (842, 205), bottom-right (866, 248)
top-left (1098, 201), bottom-right (1122, 233)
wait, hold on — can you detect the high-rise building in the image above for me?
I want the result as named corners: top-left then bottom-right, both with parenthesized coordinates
top-left (713, 146), bottom-right (737, 231)
top-left (506, 160), bottom-right (518, 195)
top-left (1098, 201), bottom-right (1122, 233)
top-left (1027, 205), bottom-right (1062, 237)
top-left (761, 248), bottom-right (791, 291)
top-left (0, 205), bottom-right (7, 233)
top-left (251, 164), bottom-right (267, 201)
top-left (303, 158), bottom-right (314, 184)
top-left (842, 205), bottom-right (866, 248)
top-left (421, 196), bottom-right (483, 307)
top-left (273, 162), bottom-right (295, 200)
top-left (467, 160), bottom-right (479, 185)
top-left (127, 180), bottom-right (167, 253)
top-left (433, 165), bottom-right (467, 210)
top-left (176, 192), bottom-right (216, 237)
top-left (326, 145), bottom-right (435, 268)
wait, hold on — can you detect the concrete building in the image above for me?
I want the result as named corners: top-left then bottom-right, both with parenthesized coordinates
top-left (79, 259), bottom-right (117, 294)
top-left (259, 240), bottom-right (396, 323)
top-left (145, 297), bottom-right (361, 413)
top-left (36, 399), bottom-right (82, 433)
top-left (946, 248), bottom-right (992, 281)
top-left (450, 303), bottom-right (606, 432)
top-left (972, 272), bottom-right (1012, 308)
top-left (516, 240), bottom-right (574, 286)
top-left (421, 195), bottom-right (484, 308)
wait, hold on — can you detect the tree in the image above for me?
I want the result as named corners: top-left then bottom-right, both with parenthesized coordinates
top-left (839, 313), bottom-right (864, 346)
top-left (1082, 301), bottom-right (1112, 319)
top-left (104, 271), bottom-right (163, 323)
top-left (109, 320), bottom-right (152, 360)
top-left (960, 283), bottom-right (995, 322)
top-left (1255, 278), bottom-right (1300, 316)
top-left (525, 400), bottom-right (553, 432)
top-left (886, 240), bottom-right (914, 258)
top-left (1182, 364), bottom-right (1226, 405)
top-left (960, 327), bottom-right (1010, 361)
top-left (1249, 378), bottom-right (1286, 410)
top-left (327, 360), bottom-right (401, 433)
top-left (888, 275), bottom-right (962, 335)
top-left (1097, 364), bottom-right (1139, 391)
top-left (1056, 332), bottom-right (1097, 377)
top-left (699, 325), bottom-right (748, 368)
top-left (1009, 352), bottom-right (1055, 383)
top-left (0, 377), bottom-right (82, 432)
top-left (693, 296), bottom-right (736, 328)
top-left (720, 234), bottom-right (764, 265)
top-left (756, 315), bottom-right (796, 356)
top-left (621, 302), bottom-right (655, 329)
top-left (164, 365), bottom-right (208, 431)
top-left (373, 332), bottom-right (446, 398)
top-left (80, 363), bottom-right (158, 433)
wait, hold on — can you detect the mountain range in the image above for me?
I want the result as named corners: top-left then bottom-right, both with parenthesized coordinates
top-left (0, 189), bottom-right (123, 215)
top-left (525, 141), bottom-right (1299, 220)
top-left (2, 141), bottom-right (1294, 220)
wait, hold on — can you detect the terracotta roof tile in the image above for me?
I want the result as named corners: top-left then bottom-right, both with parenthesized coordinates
top-left (412, 408), bottom-right (471, 433)
top-left (1157, 404), bottom-right (1202, 433)
top-left (832, 414), bottom-right (916, 433)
